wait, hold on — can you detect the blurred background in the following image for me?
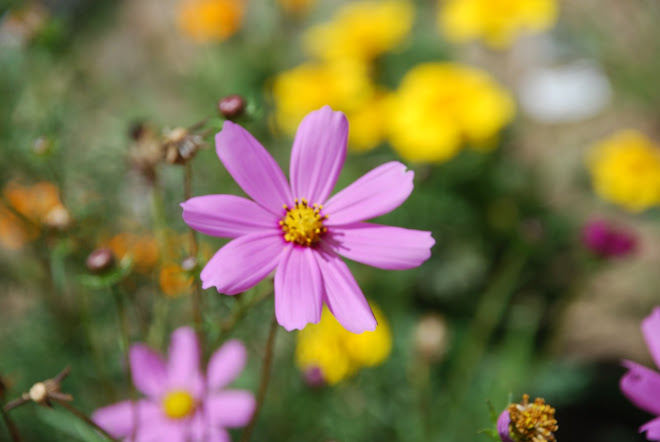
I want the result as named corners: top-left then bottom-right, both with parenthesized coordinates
top-left (2, 0), bottom-right (660, 440)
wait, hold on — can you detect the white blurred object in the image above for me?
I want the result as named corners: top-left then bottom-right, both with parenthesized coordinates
top-left (518, 61), bottom-right (612, 124)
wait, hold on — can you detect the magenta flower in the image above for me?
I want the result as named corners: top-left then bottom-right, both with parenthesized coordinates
top-left (621, 308), bottom-right (660, 440)
top-left (93, 328), bottom-right (255, 441)
top-left (581, 219), bottom-right (636, 258)
top-left (181, 106), bottom-right (434, 333)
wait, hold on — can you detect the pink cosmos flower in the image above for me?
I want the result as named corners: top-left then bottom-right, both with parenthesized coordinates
top-left (621, 308), bottom-right (660, 440)
top-left (93, 327), bottom-right (255, 441)
top-left (181, 106), bottom-right (434, 333)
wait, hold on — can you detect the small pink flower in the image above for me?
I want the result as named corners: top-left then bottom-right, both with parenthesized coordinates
top-left (93, 328), bottom-right (255, 441)
top-left (621, 308), bottom-right (660, 440)
top-left (181, 106), bottom-right (434, 333)
top-left (581, 219), bottom-right (636, 258)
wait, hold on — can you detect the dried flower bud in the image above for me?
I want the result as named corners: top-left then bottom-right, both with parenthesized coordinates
top-left (127, 122), bottom-right (162, 183)
top-left (28, 382), bottom-right (47, 404)
top-left (86, 248), bottom-right (116, 274)
top-left (181, 256), bottom-right (197, 272)
top-left (4, 367), bottom-right (73, 411)
top-left (43, 205), bottom-right (72, 230)
top-left (414, 313), bottom-right (448, 363)
top-left (129, 121), bottom-right (149, 141)
top-left (218, 94), bottom-right (246, 120)
top-left (163, 127), bottom-right (204, 165)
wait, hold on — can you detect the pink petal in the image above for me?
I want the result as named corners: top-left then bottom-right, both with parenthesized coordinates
top-left (130, 344), bottom-right (167, 398)
top-left (92, 401), bottom-right (136, 438)
top-left (167, 327), bottom-right (203, 396)
top-left (274, 246), bottom-right (323, 331)
top-left (496, 410), bottom-right (515, 442)
top-left (620, 360), bottom-right (660, 416)
top-left (215, 121), bottom-right (292, 215)
top-left (642, 308), bottom-right (660, 370)
top-left (323, 162), bottom-right (414, 226)
top-left (641, 416), bottom-right (660, 441)
top-left (189, 412), bottom-right (231, 442)
top-left (207, 339), bottom-right (247, 390)
top-left (181, 195), bottom-right (278, 239)
top-left (328, 223), bottom-right (434, 270)
top-left (314, 251), bottom-right (376, 333)
top-left (289, 106), bottom-right (348, 204)
top-left (136, 418), bottom-right (187, 442)
top-left (206, 391), bottom-right (256, 428)
top-left (92, 400), bottom-right (160, 440)
top-left (201, 231), bottom-right (285, 295)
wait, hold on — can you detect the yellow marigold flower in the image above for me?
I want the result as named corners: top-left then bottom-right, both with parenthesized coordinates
top-left (4, 181), bottom-right (63, 223)
top-left (106, 233), bottom-right (159, 274)
top-left (387, 62), bottom-right (514, 163)
top-left (177, 0), bottom-right (245, 43)
top-left (438, 0), bottom-right (558, 48)
top-left (159, 263), bottom-right (194, 297)
top-left (0, 206), bottom-right (35, 251)
top-left (588, 130), bottom-right (660, 212)
top-left (303, 1), bottom-right (414, 62)
top-left (296, 304), bottom-right (392, 385)
top-left (272, 61), bottom-right (386, 152)
top-left (345, 92), bottom-right (389, 153)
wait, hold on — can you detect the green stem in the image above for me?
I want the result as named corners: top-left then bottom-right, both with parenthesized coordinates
top-left (440, 243), bottom-right (528, 435)
top-left (51, 398), bottom-right (116, 441)
top-left (184, 162), bottom-right (205, 351)
top-left (239, 314), bottom-right (278, 442)
top-left (0, 403), bottom-right (22, 442)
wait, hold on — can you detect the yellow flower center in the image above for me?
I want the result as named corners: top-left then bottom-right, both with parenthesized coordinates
top-left (508, 394), bottom-right (558, 442)
top-left (280, 198), bottom-right (327, 246)
top-left (162, 390), bottom-right (196, 420)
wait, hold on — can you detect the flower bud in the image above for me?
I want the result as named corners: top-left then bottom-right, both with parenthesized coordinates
top-left (86, 248), bottom-right (116, 274)
top-left (414, 313), bottom-right (449, 363)
top-left (218, 94), bottom-right (246, 120)
top-left (302, 366), bottom-right (326, 388)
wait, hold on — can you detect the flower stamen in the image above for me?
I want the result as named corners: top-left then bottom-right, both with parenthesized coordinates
top-left (508, 394), bottom-right (558, 442)
top-left (162, 390), bottom-right (196, 419)
top-left (280, 198), bottom-right (327, 246)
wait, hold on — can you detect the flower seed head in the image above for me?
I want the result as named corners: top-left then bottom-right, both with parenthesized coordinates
top-left (504, 394), bottom-right (558, 442)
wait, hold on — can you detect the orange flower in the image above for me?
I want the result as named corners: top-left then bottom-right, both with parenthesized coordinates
top-left (4, 181), bottom-right (64, 223)
top-left (106, 233), bottom-right (159, 274)
top-left (0, 181), bottom-right (70, 250)
top-left (0, 206), bottom-right (36, 250)
top-left (177, 0), bottom-right (245, 43)
top-left (159, 263), bottom-right (194, 297)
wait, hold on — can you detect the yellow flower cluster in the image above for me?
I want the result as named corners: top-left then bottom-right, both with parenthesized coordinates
top-left (303, 1), bottom-right (414, 62)
top-left (271, 1), bottom-right (414, 152)
top-left (296, 305), bottom-right (392, 385)
top-left (438, 0), bottom-right (558, 48)
top-left (272, 2), bottom-right (515, 161)
top-left (588, 130), bottom-right (660, 212)
top-left (177, 0), bottom-right (245, 43)
top-left (387, 63), bottom-right (515, 163)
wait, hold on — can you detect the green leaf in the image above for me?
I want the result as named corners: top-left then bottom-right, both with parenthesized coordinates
top-left (35, 406), bottom-right (107, 442)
